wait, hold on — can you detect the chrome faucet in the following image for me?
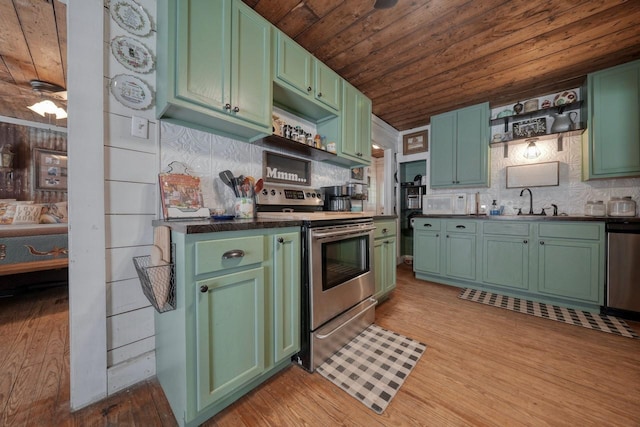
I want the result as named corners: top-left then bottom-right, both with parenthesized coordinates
top-left (519, 188), bottom-right (533, 215)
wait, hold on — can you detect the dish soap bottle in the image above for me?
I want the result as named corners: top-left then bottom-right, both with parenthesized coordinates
top-left (490, 200), bottom-right (501, 215)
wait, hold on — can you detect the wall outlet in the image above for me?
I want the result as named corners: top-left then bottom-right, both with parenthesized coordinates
top-left (131, 116), bottom-right (148, 139)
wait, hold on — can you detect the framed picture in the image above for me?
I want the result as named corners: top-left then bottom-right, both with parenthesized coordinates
top-left (403, 130), bottom-right (428, 155)
top-left (351, 167), bottom-right (364, 181)
top-left (34, 149), bottom-right (67, 190)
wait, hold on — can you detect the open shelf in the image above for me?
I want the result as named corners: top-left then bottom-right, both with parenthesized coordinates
top-left (490, 129), bottom-right (585, 157)
top-left (490, 100), bottom-right (584, 132)
top-left (255, 134), bottom-right (354, 167)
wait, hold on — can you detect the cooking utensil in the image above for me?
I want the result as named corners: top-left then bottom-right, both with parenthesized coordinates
top-left (254, 178), bottom-right (264, 195)
top-left (219, 170), bottom-right (237, 196)
top-left (242, 177), bottom-right (252, 197)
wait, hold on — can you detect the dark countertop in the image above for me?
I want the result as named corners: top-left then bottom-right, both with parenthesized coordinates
top-left (412, 214), bottom-right (640, 223)
top-left (153, 214), bottom-right (397, 234)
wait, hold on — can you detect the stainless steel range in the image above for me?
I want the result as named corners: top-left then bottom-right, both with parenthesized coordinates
top-left (256, 183), bottom-right (377, 371)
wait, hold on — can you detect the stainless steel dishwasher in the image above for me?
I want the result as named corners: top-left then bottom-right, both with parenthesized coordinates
top-left (606, 222), bottom-right (640, 319)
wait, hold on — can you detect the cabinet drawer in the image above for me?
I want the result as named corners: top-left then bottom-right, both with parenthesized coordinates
top-left (375, 220), bottom-right (397, 239)
top-left (483, 222), bottom-right (530, 236)
top-left (195, 236), bottom-right (265, 275)
top-left (538, 223), bottom-right (602, 240)
top-left (413, 218), bottom-right (441, 231)
top-left (445, 221), bottom-right (477, 234)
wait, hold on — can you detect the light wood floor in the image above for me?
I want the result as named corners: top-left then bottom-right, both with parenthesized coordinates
top-left (2, 265), bottom-right (640, 426)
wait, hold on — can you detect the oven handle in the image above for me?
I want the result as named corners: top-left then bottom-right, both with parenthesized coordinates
top-left (315, 297), bottom-right (378, 340)
top-left (311, 225), bottom-right (376, 240)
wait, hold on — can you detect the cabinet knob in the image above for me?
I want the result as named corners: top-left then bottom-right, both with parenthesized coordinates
top-left (382, 228), bottom-right (388, 233)
top-left (446, 234), bottom-right (450, 238)
top-left (523, 240), bottom-right (528, 244)
top-left (436, 233), bottom-right (439, 237)
top-left (317, 92), bottom-right (322, 97)
top-left (224, 103), bottom-right (231, 110)
top-left (233, 106), bottom-right (240, 113)
top-left (307, 86), bottom-right (312, 92)
top-left (540, 241), bottom-right (545, 245)
top-left (277, 237), bottom-right (284, 244)
top-left (222, 249), bottom-right (245, 259)
top-left (200, 285), bottom-right (209, 293)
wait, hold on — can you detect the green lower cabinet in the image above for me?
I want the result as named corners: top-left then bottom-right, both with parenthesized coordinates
top-left (482, 236), bottom-right (529, 290)
top-left (374, 237), bottom-right (397, 300)
top-left (271, 232), bottom-right (300, 363)
top-left (537, 238), bottom-right (601, 303)
top-left (412, 218), bottom-right (442, 275)
top-left (195, 267), bottom-right (266, 410)
top-left (156, 228), bottom-right (300, 427)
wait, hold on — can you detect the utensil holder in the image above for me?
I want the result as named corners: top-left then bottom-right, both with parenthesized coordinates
top-left (132, 244), bottom-right (176, 313)
top-left (234, 197), bottom-right (255, 219)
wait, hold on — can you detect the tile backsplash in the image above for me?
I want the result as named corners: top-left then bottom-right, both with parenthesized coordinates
top-left (160, 122), bottom-right (349, 213)
top-left (429, 134), bottom-right (640, 216)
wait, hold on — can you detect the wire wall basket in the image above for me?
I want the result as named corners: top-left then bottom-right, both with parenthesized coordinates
top-left (133, 246), bottom-right (176, 313)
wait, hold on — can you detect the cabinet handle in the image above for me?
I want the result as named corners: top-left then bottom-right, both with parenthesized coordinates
top-left (200, 285), bottom-right (209, 293)
top-left (222, 249), bottom-right (245, 259)
top-left (224, 103), bottom-right (231, 110)
top-left (382, 228), bottom-right (388, 233)
top-left (277, 237), bottom-right (284, 244)
top-left (540, 241), bottom-right (545, 245)
top-left (455, 225), bottom-right (466, 229)
top-left (424, 224), bottom-right (432, 227)
top-left (232, 106), bottom-right (240, 113)
top-left (307, 86), bottom-right (312, 92)
top-left (523, 240), bottom-right (528, 244)
top-left (317, 92), bottom-right (322, 97)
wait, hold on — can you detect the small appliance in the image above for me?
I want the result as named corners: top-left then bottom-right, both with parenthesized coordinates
top-left (423, 194), bottom-right (468, 215)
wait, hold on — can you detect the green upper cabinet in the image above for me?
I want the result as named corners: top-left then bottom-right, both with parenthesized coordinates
top-left (274, 31), bottom-right (342, 112)
top-left (430, 102), bottom-right (489, 188)
top-left (584, 60), bottom-right (640, 179)
top-left (157, 0), bottom-right (272, 141)
top-left (340, 81), bottom-right (372, 166)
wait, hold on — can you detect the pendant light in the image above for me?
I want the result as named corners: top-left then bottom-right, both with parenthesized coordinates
top-left (523, 138), bottom-right (541, 159)
top-left (374, 0), bottom-right (398, 9)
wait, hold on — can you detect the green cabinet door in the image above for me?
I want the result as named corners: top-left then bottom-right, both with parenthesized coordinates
top-left (274, 31), bottom-right (313, 97)
top-left (482, 236), bottom-right (529, 290)
top-left (537, 239), bottom-right (601, 303)
top-left (374, 237), bottom-right (397, 300)
top-left (175, 0), bottom-right (230, 111)
top-left (413, 230), bottom-right (441, 275)
top-left (271, 232), bottom-right (300, 363)
top-left (586, 60), bottom-right (640, 178)
top-left (445, 233), bottom-right (476, 280)
top-left (195, 267), bottom-right (265, 411)
top-left (231, 1), bottom-right (272, 127)
top-left (341, 82), bottom-right (372, 165)
top-left (315, 61), bottom-right (342, 111)
top-left (456, 103), bottom-right (489, 186)
top-left (430, 103), bottom-right (489, 188)
top-left (430, 110), bottom-right (456, 187)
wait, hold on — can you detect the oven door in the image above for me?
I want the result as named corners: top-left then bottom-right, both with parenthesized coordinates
top-left (309, 222), bottom-right (375, 330)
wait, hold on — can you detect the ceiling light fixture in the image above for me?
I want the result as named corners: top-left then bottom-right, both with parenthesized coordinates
top-left (523, 138), bottom-right (541, 159)
top-left (28, 100), bottom-right (68, 119)
top-left (373, 0), bottom-right (398, 9)
top-left (372, 144), bottom-right (381, 149)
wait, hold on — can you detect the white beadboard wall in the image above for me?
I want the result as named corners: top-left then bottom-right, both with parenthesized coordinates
top-left (103, 0), bottom-right (159, 394)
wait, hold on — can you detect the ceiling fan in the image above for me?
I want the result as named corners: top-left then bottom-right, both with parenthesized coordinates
top-left (0, 80), bottom-right (68, 119)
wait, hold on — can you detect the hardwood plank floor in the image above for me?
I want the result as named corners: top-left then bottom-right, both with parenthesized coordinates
top-left (1, 265), bottom-right (639, 426)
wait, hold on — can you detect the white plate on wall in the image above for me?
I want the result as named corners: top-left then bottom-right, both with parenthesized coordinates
top-left (109, 0), bottom-right (153, 37)
top-left (110, 36), bottom-right (155, 74)
top-left (109, 74), bottom-right (154, 110)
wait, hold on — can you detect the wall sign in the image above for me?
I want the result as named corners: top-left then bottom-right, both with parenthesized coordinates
top-left (263, 151), bottom-right (311, 186)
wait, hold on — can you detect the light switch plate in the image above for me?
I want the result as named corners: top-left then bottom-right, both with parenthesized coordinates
top-left (131, 116), bottom-right (148, 139)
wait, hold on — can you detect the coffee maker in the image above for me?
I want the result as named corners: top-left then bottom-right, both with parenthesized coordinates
top-left (322, 185), bottom-right (351, 212)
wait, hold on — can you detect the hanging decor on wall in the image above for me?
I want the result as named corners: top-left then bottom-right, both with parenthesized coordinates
top-left (34, 148), bottom-right (67, 190)
top-left (402, 130), bottom-right (428, 155)
top-left (110, 36), bottom-right (155, 74)
top-left (109, 74), bottom-right (154, 110)
top-left (109, 0), bottom-right (153, 37)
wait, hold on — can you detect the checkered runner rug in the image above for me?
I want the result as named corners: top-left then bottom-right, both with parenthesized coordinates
top-left (459, 288), bottom-right (639, 339)
top-left (316, 324), bottom-right (426, 414)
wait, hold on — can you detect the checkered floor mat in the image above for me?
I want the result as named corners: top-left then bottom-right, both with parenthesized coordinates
top-left (316, 324), bottom-right (426, 414)
top-left (459, 288), bottom-right (639, 339)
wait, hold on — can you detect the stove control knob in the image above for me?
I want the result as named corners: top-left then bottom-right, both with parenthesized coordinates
top-left (270, 189), bottom-right (276, 196)
top-left (262, 189), bottom-right (268, 196)
top-left (306, 192), bottom-right (311, 198)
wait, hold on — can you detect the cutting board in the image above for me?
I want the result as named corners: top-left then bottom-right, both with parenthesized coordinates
top-left (153, 226), bottom-right (171, 263)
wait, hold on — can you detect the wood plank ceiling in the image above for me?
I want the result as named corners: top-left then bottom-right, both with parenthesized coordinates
top-left (1, 1), bottom-right (639, 132)
top-left (243, 0), bottom-right (640, 131)
top-left (0, 0), bottom-right (67, 127)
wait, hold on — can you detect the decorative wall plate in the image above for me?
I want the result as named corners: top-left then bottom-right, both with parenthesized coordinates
top-left (110, 0), bottom-right (153, 37)
top-left (110, 36), bottom-right (155, 73)
top-left (110, 74), bottom-right (154, 110)
top-left (553, 90), bottom-right (577, 106)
